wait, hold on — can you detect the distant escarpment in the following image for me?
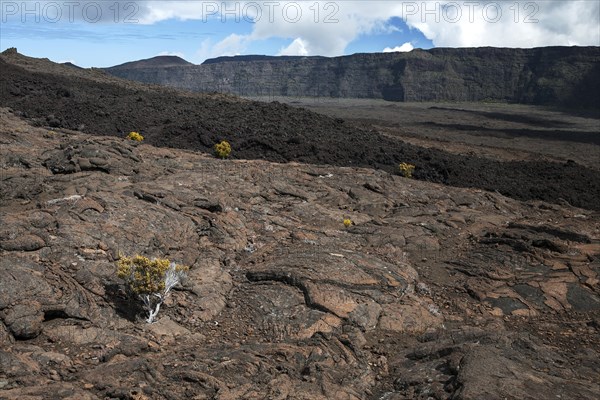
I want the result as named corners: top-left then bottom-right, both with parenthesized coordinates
top-left (105, 47), bottom-right (600, 108)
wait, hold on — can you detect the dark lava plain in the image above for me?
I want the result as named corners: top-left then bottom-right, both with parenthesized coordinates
top-left (1, 53), bottom-right (599, 211)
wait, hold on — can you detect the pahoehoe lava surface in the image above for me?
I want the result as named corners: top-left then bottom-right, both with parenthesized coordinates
top-left (1, 50), bottom-right (600, 400)
top-left (1, 52), bottom-right (599, 211)
top-left (1, 105), bottom-right (599, 399)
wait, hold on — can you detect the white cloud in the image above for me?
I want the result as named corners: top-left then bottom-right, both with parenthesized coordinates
top-left (401, 0), bottom-right (600, 48)
top-left (211, 33), bottom-right (248, 56)
top-left (196, 34), bottom-right (250, 62)
top-left (383, 43), bottom-right (414, 53)
top-left (278, 38), bottom-right (309, 56)
top-left (156, 51), bottom-right (185, 58)
top-left (135, 1), bottom-right (209, 24)
top-left (248, 4), bottom-right (361, 56)
top-left (137, 1), bottom-right (600, 57)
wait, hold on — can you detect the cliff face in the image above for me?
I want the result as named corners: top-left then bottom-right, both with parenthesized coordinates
top-left (108, 47), bottom-right (599, 107)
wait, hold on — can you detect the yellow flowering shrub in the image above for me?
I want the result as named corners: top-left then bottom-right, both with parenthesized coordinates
top-left (116, 255), bottom-right (188, 323)
top-left (118, 255), bottom-right (166, 294)
top-left (214, 140), bottom-right (232, 159)
top-left (127, 131), bottom-right (144, 141)
top-left (398, 162), bottom-right (415, 178)
top-left (343, 218), bottom-right (353, 228)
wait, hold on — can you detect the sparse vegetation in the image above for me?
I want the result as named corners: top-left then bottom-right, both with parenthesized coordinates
top-left (343, 218), bottom-right (353, 228)
top-left (399, 162), bottom-right (415, 178)
top-left (127, 131), bottom-right (144, 141)
top-left (117, 255), bottom-right (188, 323)
top-left (215, 140), bottom-right (232, 159)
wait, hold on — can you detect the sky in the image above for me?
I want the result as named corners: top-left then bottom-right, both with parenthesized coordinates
top-left (0, 0), bottom-right (599, 67)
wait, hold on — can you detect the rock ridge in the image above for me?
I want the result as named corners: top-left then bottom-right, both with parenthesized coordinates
top-left (105, 46), bottom-right (600, 108)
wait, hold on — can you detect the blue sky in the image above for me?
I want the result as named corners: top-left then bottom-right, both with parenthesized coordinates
top-left (1, 1), bottom-right (598, 67)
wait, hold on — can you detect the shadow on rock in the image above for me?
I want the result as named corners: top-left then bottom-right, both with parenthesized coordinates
top-left (103, 283), bottom-right (143, 322)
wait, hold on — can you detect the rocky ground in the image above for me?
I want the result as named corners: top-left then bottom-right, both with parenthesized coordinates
top-left (262, 97), bottom-right (600, 171)
top-left (2, 50), bottom-right (600, 211)
top-left (1, 106), bottom-right (599, 399)
top-left (1, 50), bottom-right (599, 399)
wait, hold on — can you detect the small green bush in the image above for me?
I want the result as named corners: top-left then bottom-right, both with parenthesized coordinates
top-left (399, 162), bottom-right (415, 178)
top-left (214, 140), bottom-right (232, 159)
top-left (127, 131), bottom-right (144, 141)
top-left (117, 255), bottom-right (188, 323)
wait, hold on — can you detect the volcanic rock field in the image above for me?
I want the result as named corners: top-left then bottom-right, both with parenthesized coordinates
top-left (0, 48), bottom-right (599, 399)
